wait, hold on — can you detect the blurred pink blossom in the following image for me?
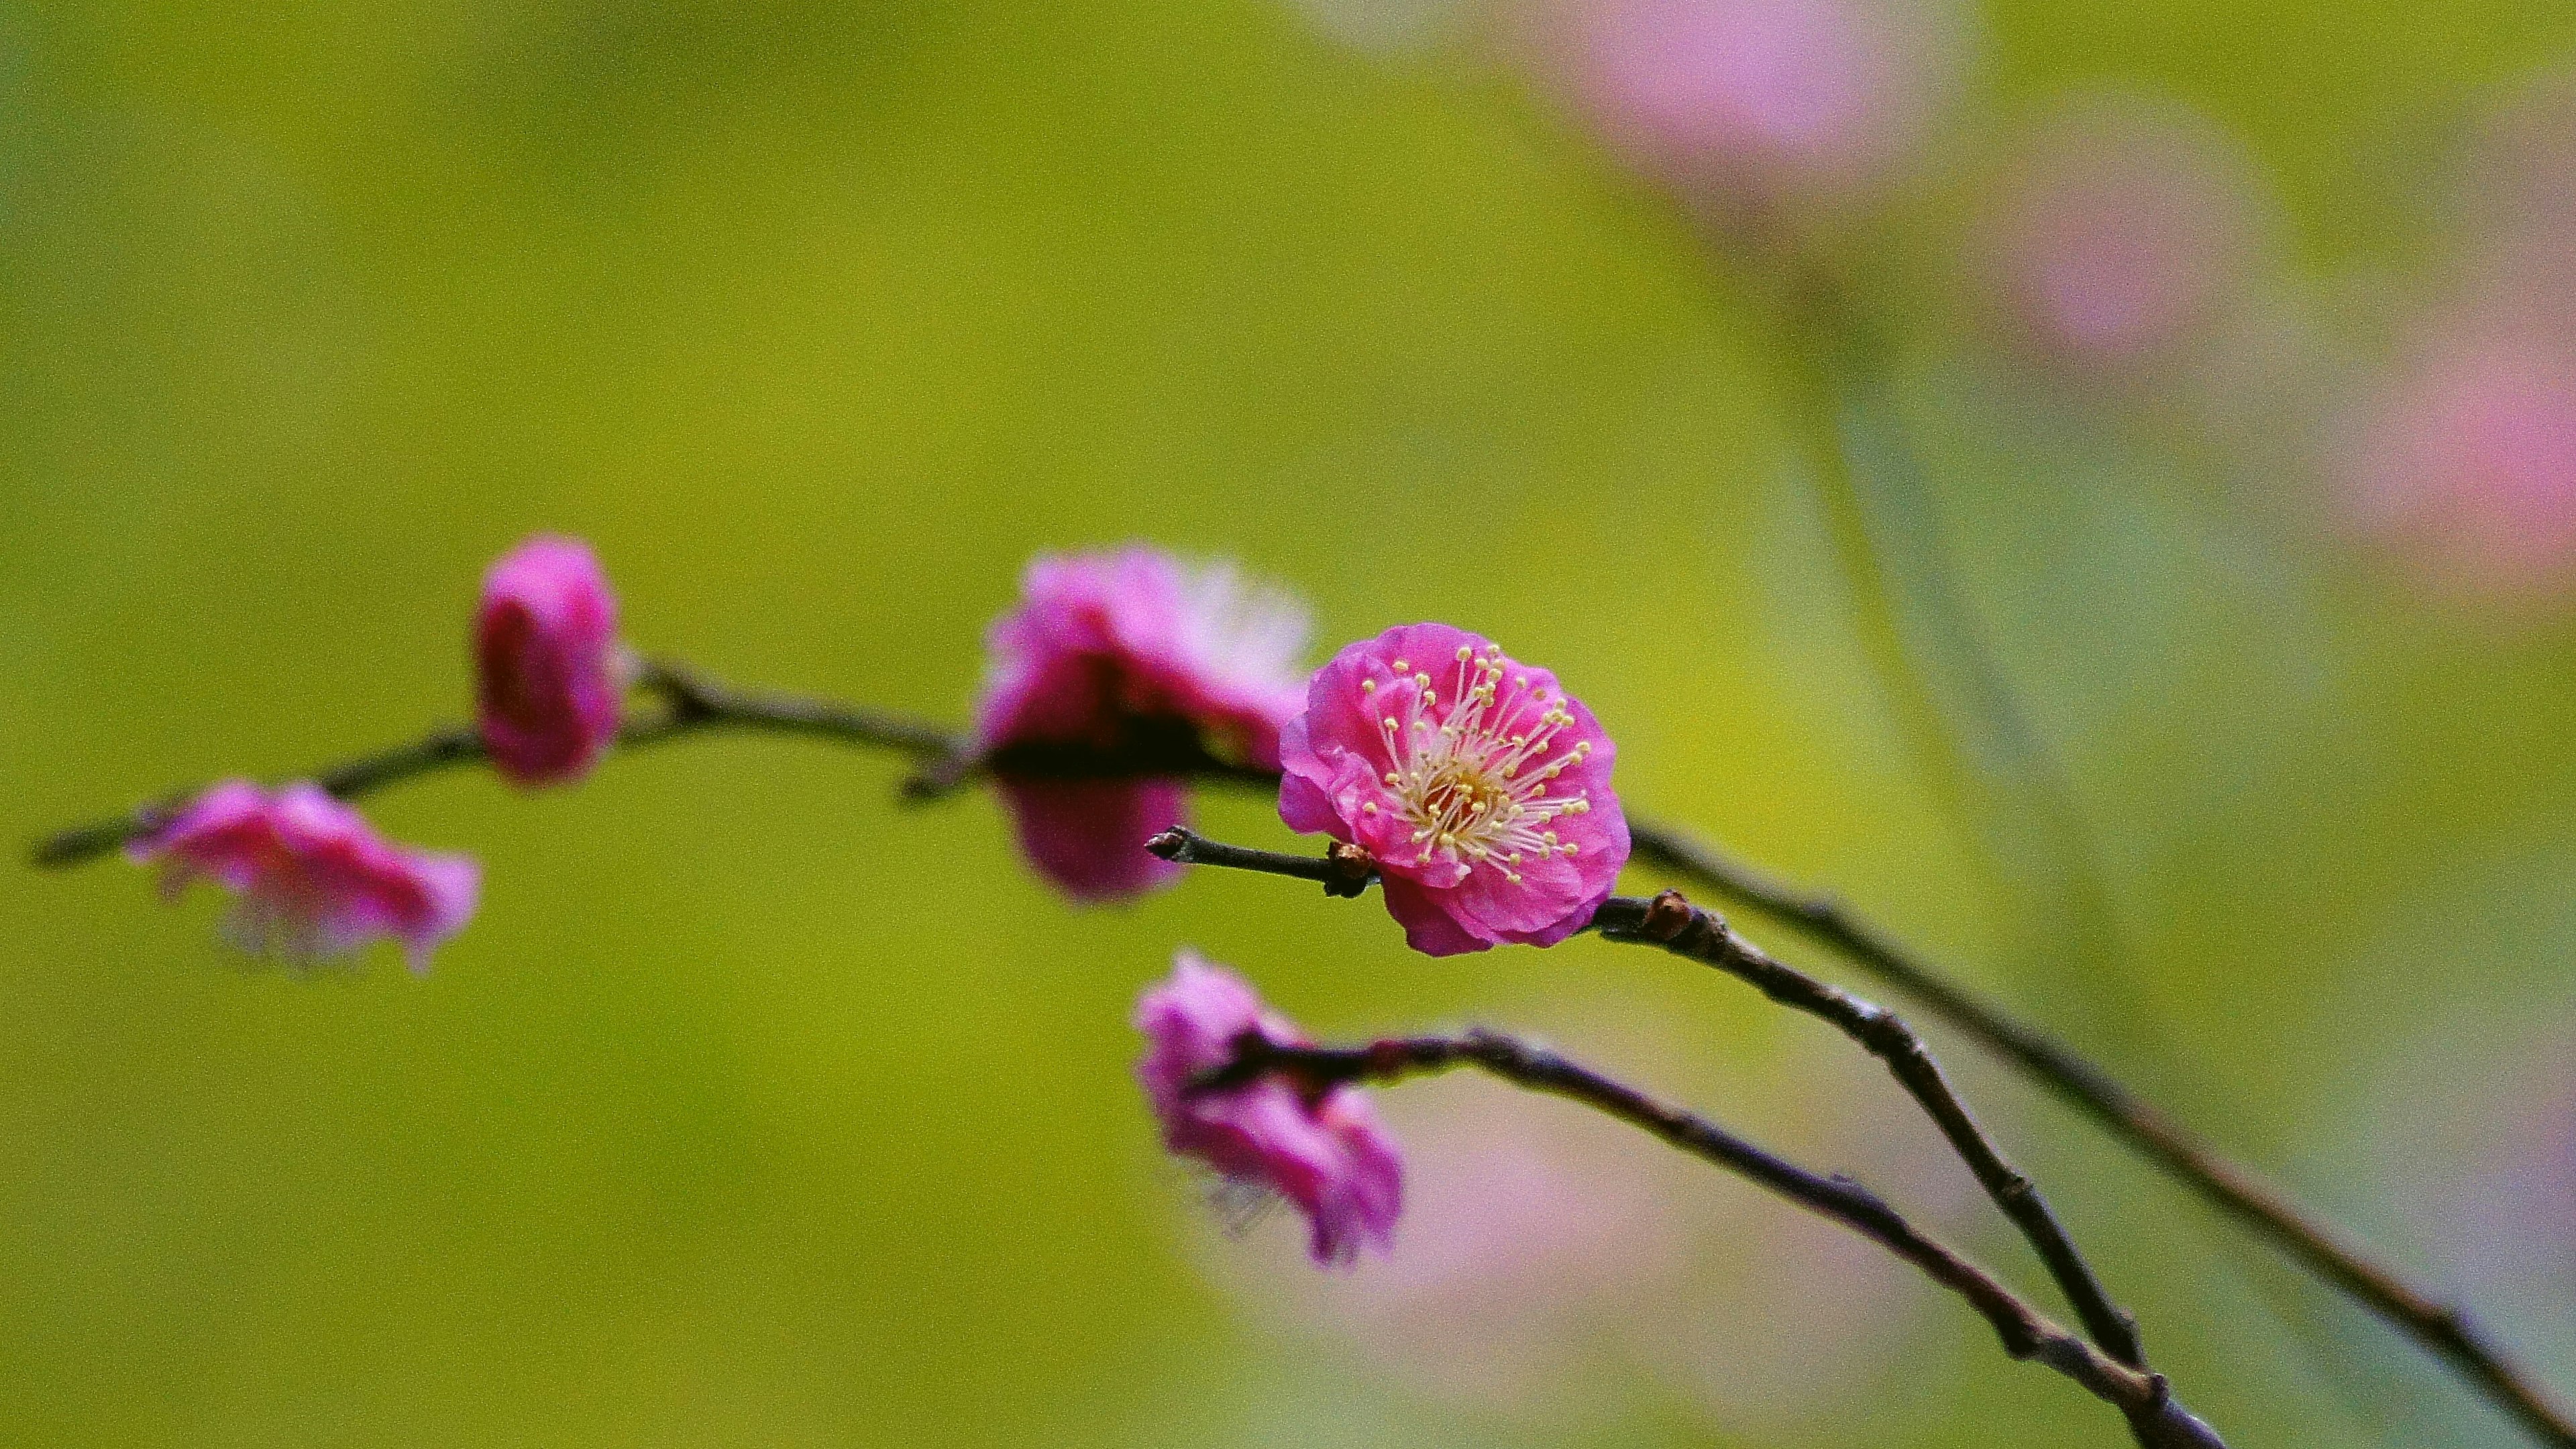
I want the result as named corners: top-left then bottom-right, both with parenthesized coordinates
top-left (1211, 1004), bottom-right (1963, 1428)
top-left (128, 781), bottom-right (480, 971)
top-left (1520, 0), bottom-right (1956, 221)
top-left (977, 548), bottom-right (1307, 902)
top-left (476, 534), bottom-right (625, 788)
top-left (1279, 623), bottom-right (1628, 955)
top-left (1269, 1075), bottom-right (1691, 1411)
top-left (1134, 953), bottom-right (1404, 1267)
top-left (1977, 99), bottom-right (2271, 374)
top-left (2339, 315), bottom-right (2576, 600)
top-left (2457, 74), bottom-right (2576, 340)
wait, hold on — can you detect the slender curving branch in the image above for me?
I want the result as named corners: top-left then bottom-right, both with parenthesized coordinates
top-left (26, 662), bottom-right (2575, 1446)
top-left (1204, 1028), bottom-right (2223, 1448)
top-left (1144, 826), bottom-right (2145, 1371)
top-left (1623, 818), bottom-right (2576, 1449)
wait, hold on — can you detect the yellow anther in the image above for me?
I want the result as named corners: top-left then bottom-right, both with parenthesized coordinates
top-left (1360, 678), bottom-right (1375, 693)
top-left (1392, 658), bottom-right (1409, 673)
top-left (1360, 802), bottom-right (1378, 815)
top-left (1456, 646), bottom-right (1473, 661)
top-left (1562, 843), bottom-right (1580, 856)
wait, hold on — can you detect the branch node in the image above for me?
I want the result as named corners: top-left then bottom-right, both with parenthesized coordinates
top-left (1640, 888), bottom-right (1701, 943)
top-left (1322, 842), bottom-right (1375, 898)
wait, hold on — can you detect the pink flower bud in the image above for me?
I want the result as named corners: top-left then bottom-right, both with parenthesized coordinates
top-left (476, 535), bottom-right (624, 788)
top-left (1134, 953), bottom-right (1404, 1267)
top-left (1279, 623), bottom-right (1629, 955)
top-left (976, 548), bottom-right (1308, 902)
top-left (127, 782), bottom-right (480, 972)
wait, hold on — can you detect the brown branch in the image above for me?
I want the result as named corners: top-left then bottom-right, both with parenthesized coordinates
top-left (1208, 1029), bottom-right (2223, 1448)
top-left (1625, 819), bottom-right (2576, 1448)
top-left (1144, 828), bottom-right (2143, 1372)
top-left (27, 663), bottom-right (2573, 1446)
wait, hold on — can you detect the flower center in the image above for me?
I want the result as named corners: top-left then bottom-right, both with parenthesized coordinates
top-left (1364, 644), bottom-right (1593, 882)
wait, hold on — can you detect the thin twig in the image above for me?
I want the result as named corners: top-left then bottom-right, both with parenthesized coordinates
top-left (1206, 1030), bottom-right (2223, 1448)
top-left (1144, 827), bottom-right (2144, 1371)
top-left (27, 663), bottom-right (2573, 1446)
top-left (1625, 818), bottom-right (2576, 1448)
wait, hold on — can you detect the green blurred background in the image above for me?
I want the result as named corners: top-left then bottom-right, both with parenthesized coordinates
top-left (8, 1), bottom-right (2576, 1445)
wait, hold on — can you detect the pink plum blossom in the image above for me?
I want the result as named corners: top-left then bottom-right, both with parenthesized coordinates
top-left (2340, 315), bottom-right (2576, 601)
top-left (1978, 99), bottom-right (2270, 374)
top-left (476, 535), bottom-right (625, 788)
top-left (127, 781), bottom-right (480, 971)
top-left (1523, 0), bottom-right (1954, 223)
top-left (976, 547), bottom-right (1308, 902)
top-left (1134, 952), bottom-right (1403, 1267)
top-left (1279, 623), bottom-right (1628, 955)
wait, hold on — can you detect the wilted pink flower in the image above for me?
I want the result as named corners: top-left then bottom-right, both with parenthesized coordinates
top-left (476, 535), bottom-right (625, 788)
top-left (1135, 952), bottom-right (1403, 1267)
top-left (127, 781), bottom-right (480, 971)
top-left (1279, 623), bottom-right (1628, 955)
top-left (977, 548), bottom-right (1307, 902)
top-left (2341, 316), bottom-right (2576, 600)
top-left (1978, 99), bottom-right (2270, 373)
top-left (1524, 0), bottom-right (1953, 221)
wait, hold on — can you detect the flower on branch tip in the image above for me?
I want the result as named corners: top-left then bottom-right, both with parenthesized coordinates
top-left (1134, 952), bottom-right (1403, 1267)
top-left (975, 547), bottom-right (1307, 902)
top-left (126, 782), bottom-right (480, 972)
top-left (1279, 623), bottom-right (1629, 956)
top-left (476, 534), bottom-right (625, 788)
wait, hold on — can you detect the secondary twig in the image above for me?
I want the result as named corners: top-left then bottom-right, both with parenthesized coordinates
top-left (1624, 818), bottom-right (2576, 1448)
top-left (1144, 827), bottom-right (2144, 1371)
top-left (25, 659), bottom-right (1293, 869)
top-left (1204, 1028), bottom-right (2223, 1448)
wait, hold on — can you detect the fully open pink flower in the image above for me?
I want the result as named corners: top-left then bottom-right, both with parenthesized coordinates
top-left (127, 781), bottom-right (480, 971)
top-left (1134, 952), bottom-right (1403, 1267)
top-left (1279, 624), bottom-right (1628, 955)
top-left (477, 535), bottom-right (625, 788)
top-left (976, 547), bottom-right (1307, 902)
